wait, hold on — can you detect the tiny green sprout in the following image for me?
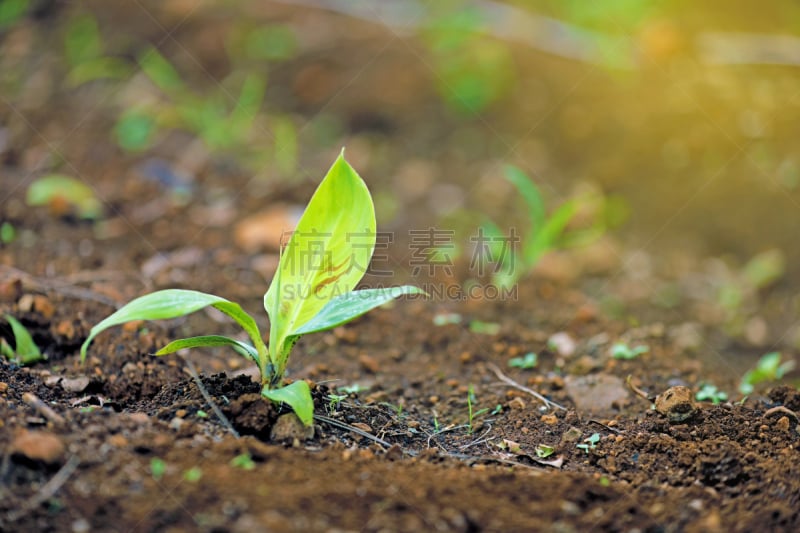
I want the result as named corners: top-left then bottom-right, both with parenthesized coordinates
top-left (337, 383), bottom-right (366, 395)
top-left (80, 153), bottom-right (425, 427)
top-left (1, 222), bottom-right (15, 244)
top-left (469, 320), bottom-right (500, 335)
top-left (230, 453), bottom-right (256, 470)
top-left (195, 410), bottom-right (208, 418)
top-left (739, 352), bottom-right (796, 395)
top-left (491, 404), bottom-right (503, 415)
top-left (433, 312), bottom-right (462, 326)
top-left (535, 444), bottom-right (555, 458)
top-left (2, 314), bottom-right (45, 365)
top-left (599, 476), bottom-right (611, 487)
top-left (508, 352), bottom-right (537, 369)
top-left (183, 467), bottom-right (202, 482)
top-left (466, 384), bottom-right (489, 434)
top-left (610, 342), bottom-right (649, 360)
top-left (26, 175), bottom-right (102, 220)
top-left (576, 433), bottom-right (601, 454)
top-left (327, 394), bottom-right (347, 411)
top-left (695, 383), bottom-right (728, 405)
top-left (150, 458), bottom-right (166, 480)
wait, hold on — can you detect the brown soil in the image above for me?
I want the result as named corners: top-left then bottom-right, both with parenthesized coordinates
top-left (3, 3), bottom-right (800, 532)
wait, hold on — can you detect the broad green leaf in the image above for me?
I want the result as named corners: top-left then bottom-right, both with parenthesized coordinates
top-left (3, 314), bottom-right (44, 364)
top-left (264, 152), bottom-right (376, 370)
top-left (261, 380), bottom-right (314, 426)
top-left (155, 335), bottom-right (258, 362)
top-left (292, 286), bottom-right (425, 337)
top-left (80, 290), bottom-right (267, 370)
top-left (503, 165), bottom-right (545, 232)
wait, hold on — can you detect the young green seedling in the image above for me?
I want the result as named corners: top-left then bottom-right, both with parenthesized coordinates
top-left (80, 153), bottom-right (424, 426)
top-left (1, 314), bottom-right (45, 365)
top-left (482, 165), bottom-right (616, 288)
top-left (695, 383), bottom-right (728, 405)
top-left (610, 342), bottom-right (649, 360)
top-left (739, 351), bottom-right (796, 395)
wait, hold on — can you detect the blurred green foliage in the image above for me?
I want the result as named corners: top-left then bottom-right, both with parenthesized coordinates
top-left (739, 352), bottom-right (795, 395)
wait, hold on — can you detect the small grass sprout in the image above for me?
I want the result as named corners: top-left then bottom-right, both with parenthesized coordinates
top-left (610, 342), bottom-right (649, 360)
top-left (466, 384), bottom-right (490, 434)
top-left (183, 467), bottom-right (202, 482)
top-left (230, 453), bottom-right (255, 470)
top-left (481, 165), bottom-right (620, 288)
top-left (80, 153), bottom-right (425, 426)
top-left (739, 352), bottom-right (796, 395)
top-left (150, 458), bottom-right (166, 480)
top-left (1, 314), bottom-right (45, 365)
top-left (508, 352), bottom-right (537, 369)
top-left (576, 433), bottom-right (600, 454)
top-left (695, 383), bottom-right (728, 405)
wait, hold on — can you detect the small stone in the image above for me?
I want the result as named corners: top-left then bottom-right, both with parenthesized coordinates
top-left (44, 376), bottom-right (62, 387)
top-left (459, 351), bottom-right (472, 363)
top-left (169, 417), bottom-right (184, 430)
top-left (654, 386), bottom-right (698, 423)
top-left (358, 354), bottom-right (380, 373)
top-left (508, 397), bottom-right (526, 410)
top-left (17, 294), bottom-right (35, 312)
top-left (175, 409), bottom-right (187, 418)
top-left (71, 518), bottom-right (91, 533)
top-left (270, 413), bottom-right (314, 442)
top-left (541, 414), bottom-right (558, 425)
top-left (384, 444), bottom-right (404, 461)
top-left (128, 412), bottom-right (150, 424)
top-left (776, 416), bottom-right (791, 432)
top-left (61, 376), bottom-right (91, 393)
top-left (32, 295), bottom-right (55, 319)
top-left (0, 382), bottom-right (8, 394)
top-left (54, 320), bottom-right (76, 339)
top-left (548, 332), bottom-right (577, 357)
top-left (108, 434), bottom-right (128, 447)
top-left (11, 429), bottom-right (65, 464)
top-left (560, 426), bottom-right (583, 444)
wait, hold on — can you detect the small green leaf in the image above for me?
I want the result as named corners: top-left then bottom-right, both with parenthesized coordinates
top-left (65, 14), bottom-right (102, 66)
top-left (261, 380), bottom-right (314, 426)
top-left (115, 110), bottom-right (157, 152)
top-left (524, 200), bottom-right (578, 267)
top-left (228, 73), bottom-right (265, 136)
top-left (67, 56), bottom-right (132, 86)
top-left (3, 314), bottom-right (44, 364)
top-left (80, 290), bottom-right (267, 372)
top-left (154, 335), bottom-right (258, 362)
top-left (292, 286), bottom-right (424, 336)
top-left (26, 175), bottom-right (102, 219)
top-left (508, 352), bottom-right (537, 369)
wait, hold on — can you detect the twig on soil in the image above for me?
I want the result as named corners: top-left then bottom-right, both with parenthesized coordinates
top-left (182, 359), bottom-right (239, 438)
top-left (0, 265), bottom-right (125, 308)
top-left (625, 375), bottom-right (655, 402)
top-left (486, 363), bottom-right (565, 410)
top-left (588, 419), bottom-right (621, 434)
top-left (21, 392), bottom-right (65, 425)
top-left (4, 455), bottom-right (80, 523)
top-left (314, 413), bottom-right (412, 453)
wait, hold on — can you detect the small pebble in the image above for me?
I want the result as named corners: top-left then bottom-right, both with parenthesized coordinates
top-left (0, 382), bottom-right (8, 394)
top-left (11, 429), bottom-right (65, 464)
